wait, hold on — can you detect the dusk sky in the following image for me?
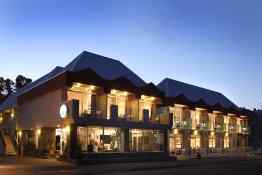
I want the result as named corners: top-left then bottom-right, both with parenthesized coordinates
top-left (0, 0), bottom-right (261, 109)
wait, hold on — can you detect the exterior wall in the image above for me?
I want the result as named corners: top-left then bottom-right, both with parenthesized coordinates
top-left (169, 105), bottom-right (249, 156)
top-left (17, 89), bottom-right (64, 130)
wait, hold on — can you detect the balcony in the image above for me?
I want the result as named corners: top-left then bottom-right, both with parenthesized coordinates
top-left (228, 125), bottom-right (237, 134)
top-left (239, 126), bottom-right (249, 135)
top-left (196, 122), bottom-right (210, 131)
top-left (66, 82), bottom-right (169, 127)
top-left (214, 124), bottom-right (224, 133)
top-left (174, 120), bottom-right (192, 130)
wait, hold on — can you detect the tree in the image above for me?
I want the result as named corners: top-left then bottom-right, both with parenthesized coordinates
top-left (0, 75), bottom-right (32, 97)
top-left (0, 77), bottom-right (5, 95)
top-left (5, 78), bottom-right (15, 95)
top-left (15, 75), bottom-right (32, 90)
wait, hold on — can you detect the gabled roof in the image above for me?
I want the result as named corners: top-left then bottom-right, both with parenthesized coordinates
top-left (0, 66), bottom-right (65, 111)
top-left (0, 51), bottom-right (148, 111)
top-left (65, 51), bottom-right (146, 87)
top-left (158, 78), bottom-right (237, 109)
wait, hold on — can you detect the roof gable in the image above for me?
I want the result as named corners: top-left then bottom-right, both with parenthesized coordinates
top-left (65, 51), bottom-right (146, 87)
top-left (158, 78), bottom-right (237, 108)
top-left (0, 66), bottom-right (65, 111)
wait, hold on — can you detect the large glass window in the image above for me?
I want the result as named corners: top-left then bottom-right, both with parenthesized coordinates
top-left (77, 127), bottom-right (125, 153)
top-left (209, 136), bottom-right (216, 149)
top-left (190, 135), bottom-right (200, 149)
top-left (224, 136), bottom-right (229, 149)
top-left (129, 129), bottom-right (164, 152)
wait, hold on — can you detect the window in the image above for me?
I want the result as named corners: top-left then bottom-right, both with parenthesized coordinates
top-left (224, 136), bottom-right (229, 149)
top-left (68, 85), bottom-right (95, 115)
top-left (190, 135), bottom-right (200, 149)
top-left (77, 127), bottom-right (125, 152)
top-left (130, 129), bottom-right (164, 152)
top-left (107, 90), bottom-right (128, 119)
top-left (209, 136), bottom-right (216, 148)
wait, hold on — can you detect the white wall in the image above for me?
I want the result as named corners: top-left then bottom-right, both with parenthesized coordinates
top-left (17, 89), bottom-right (64, 130)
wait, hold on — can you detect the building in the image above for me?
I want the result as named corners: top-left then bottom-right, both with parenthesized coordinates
top-left (0, 51), bottom-right (249, 160)
top-left (158, 78), bottom-right (249, 155)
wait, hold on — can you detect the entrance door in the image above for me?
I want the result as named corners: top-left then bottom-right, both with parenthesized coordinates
top-left (169, 136), bottom-right (175, 154)
top-left (55, 129), bottom-right (63, 155)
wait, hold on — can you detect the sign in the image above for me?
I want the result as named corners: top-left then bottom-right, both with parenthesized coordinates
top-left (59, 104), bottom-right (68, 118)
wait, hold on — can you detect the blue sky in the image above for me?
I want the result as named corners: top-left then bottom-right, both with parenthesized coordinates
top-left (0, 0), bottom-right (261, 109)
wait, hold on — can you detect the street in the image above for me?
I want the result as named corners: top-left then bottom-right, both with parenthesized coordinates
top-left (0, 156), bottom-right (262, 175)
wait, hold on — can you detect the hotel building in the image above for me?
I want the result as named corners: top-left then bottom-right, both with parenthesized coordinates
top-left (0, 51), bottom-right (249, 160)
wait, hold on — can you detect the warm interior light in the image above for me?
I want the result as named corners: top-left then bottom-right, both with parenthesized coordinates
top-left (211, 131), bottom-right (215, 136)
top-left (36, 128), bottom-right (41, 136)
top-left (18, 130), bottom-right (22, 137)
top-left (194, 130), bottom-right (198, 136)
top-left (11, 110), bottom-right (15, 119)
top-left (111, 89), bottom-right (118, 94)
top-left (75, 83), bottom-right (82, 88)
top-left (141, 95), bottom-right (155, 101)
top-left (0, 117), bottom-right (3, 123)
top-left (64, 126), bottom-right (71, 133)
top-left (174, 129), bottom-right (178, 135)
top-left (123, 91), bottom-right (128, 96)
top-left (90, 85), bottom-right (96, 90)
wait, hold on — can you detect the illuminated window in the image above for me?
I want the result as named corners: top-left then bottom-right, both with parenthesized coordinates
top-left (139, 96), bottom-right (155, 120)
top-left (130, 129), bottom-right (164, 152)
top-left (175, 135), bottom-right (182, 149)
top-left (209, 136), bottom-right (216, 148)
top-left (224, 136), bottom-right (229, 148)
top-left (77, 127), bottom-right (125, 152)
top-left (191, 135), bottom-right (200, 149)
top-left (107, 90), bottom-right (128, 118)
top-left (68, 84), bottom-right (96, 115)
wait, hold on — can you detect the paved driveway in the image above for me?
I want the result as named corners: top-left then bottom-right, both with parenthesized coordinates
top-left (0, 156), bottom-right (262, 175)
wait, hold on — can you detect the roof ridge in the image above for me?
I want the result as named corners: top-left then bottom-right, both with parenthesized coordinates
top-left (164, 77), bottom-right (222, 95)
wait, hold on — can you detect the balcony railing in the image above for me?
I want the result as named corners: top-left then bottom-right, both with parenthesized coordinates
top-left (228, 125), bottom-right (237, 134)
top-left (196, 122), bottom-right (210, 131)
top-left (239, 126), bottom-right (249, 134)
top-left (174, 120), bottom-right (192, 130)
top-left (214, 124), bottom-right (224, 133)
top-left (71, 100), bottom-right (169, 125)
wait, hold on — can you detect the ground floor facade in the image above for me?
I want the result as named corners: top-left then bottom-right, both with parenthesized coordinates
top-left (169, 129), bottom-right (249, 156)
top-left (10, 124), bottom-right (248, 159)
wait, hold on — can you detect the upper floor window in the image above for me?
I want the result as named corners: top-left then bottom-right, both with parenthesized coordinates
top-left (139, 95), bottom-right (156, 121)
top-left (107, 89), bottom-right (128, 119)
top-left (67, 83), bottom-right (97, 116)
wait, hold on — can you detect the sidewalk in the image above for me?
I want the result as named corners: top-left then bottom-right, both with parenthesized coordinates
top-left (76, 157), bottom-right (257, 174)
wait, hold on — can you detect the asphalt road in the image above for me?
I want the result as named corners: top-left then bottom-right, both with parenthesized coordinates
top-left (0, 156), bottom-right (262, 175)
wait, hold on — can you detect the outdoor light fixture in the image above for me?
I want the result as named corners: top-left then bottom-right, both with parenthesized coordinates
top-left (174, 129), bottom-right (178, 135)
top-left (59, 104), bottom-right (68, 119)
top-left (18, 130), bottom-right (22, 137)
top-left (123, 91), bottom-right (128, 96)
top-left (194, 130), bottom-right (198, 136)
top-left (0, 116), bottom-right (3, 123)
top-left (75, 83), bottom-right (82, 88)
top-left (90, 85), bottom-right (96, 90)
top-left (36, 128), bottom-right (41, 136)
top-left (64, 125), bottom-right (71, 133)
top-left (111, 89), bottom-right (118, 94)
top-left (211, 131), bottom-right (215, 136)
top-left (11, 110), bottom-right (15, 119)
